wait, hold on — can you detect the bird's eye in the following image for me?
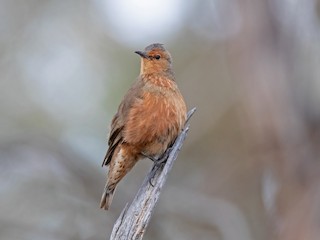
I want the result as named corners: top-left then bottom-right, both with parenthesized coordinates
top-left (154, 55), bottom-right (161, 60)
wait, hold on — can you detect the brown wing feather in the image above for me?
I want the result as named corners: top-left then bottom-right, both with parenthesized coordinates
top-left (101, 78), bottom-right (144, 166)
top-left (101, 126), bottom-right (123, 166)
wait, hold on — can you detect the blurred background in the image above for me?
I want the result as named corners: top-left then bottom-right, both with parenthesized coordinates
top-left (1, 0), bottom-right (320, 239)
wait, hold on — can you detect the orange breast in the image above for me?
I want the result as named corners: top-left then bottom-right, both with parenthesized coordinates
top-left (123, 79), bottom-right (186, 156)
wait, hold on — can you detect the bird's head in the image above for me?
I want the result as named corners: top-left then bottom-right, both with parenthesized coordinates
top-left (135, 43), bottom-right (173, 75)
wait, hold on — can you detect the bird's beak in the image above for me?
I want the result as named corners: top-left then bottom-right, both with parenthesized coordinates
top-left (135, 51), bottom-right (148, 59)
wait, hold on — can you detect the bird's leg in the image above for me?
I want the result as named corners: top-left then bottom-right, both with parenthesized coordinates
top-left (142, 147), bottom-right (173, 186)
top-left (140, 152), bottom-right (161, 186)
top-left (148, 164), bottom-right (162, 187)
top-left (157, 146), bottom-right (172, 164)
top-left (142, 146), bottom-right (173, 164)
top-left (141, 152), bottom-right (158, 163)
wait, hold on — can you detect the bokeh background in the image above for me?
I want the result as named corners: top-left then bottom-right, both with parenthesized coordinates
top-left (2, 0), bottom-right (320, 239)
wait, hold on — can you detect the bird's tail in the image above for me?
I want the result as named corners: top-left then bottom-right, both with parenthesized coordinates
top-left (100, 187), bottom-right (116, 210)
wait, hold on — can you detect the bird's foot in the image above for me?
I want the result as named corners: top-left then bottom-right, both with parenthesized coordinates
top-left (158, 147), bottom-right (172, 163)
top-left (141, 152), bottom-right (157, 163)
top-left (144, 147), bottom-right (173, 187)
top-left (148, 162), bottom-right (165, 187)
top-left (142, 147), bottom-right (172, 164)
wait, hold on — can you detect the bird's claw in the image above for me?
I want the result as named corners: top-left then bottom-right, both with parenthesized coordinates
top-left (148, 161), bottom-right (165, 187)
top-left (145, 147), bottom-right (173, 187)
top-left (159, 147), bottom-right (172, 162)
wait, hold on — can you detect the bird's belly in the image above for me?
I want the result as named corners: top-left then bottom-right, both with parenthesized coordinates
top-left (138, 110), bottom-right (180, 156)
top-left (124, 92), bottom-right (185, 156)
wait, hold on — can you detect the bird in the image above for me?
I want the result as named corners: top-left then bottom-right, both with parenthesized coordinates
top-left (100, 43), bottom-right (187, 210)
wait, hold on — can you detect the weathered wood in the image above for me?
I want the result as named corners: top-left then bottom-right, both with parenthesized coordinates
top-left (109, 108), bottom-right (196, 240)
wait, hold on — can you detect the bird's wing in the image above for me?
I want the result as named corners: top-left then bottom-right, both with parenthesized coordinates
top-left (102, 79), bottom-right (144, 166)
top-left (101, 114), bottom-right (123, 167)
